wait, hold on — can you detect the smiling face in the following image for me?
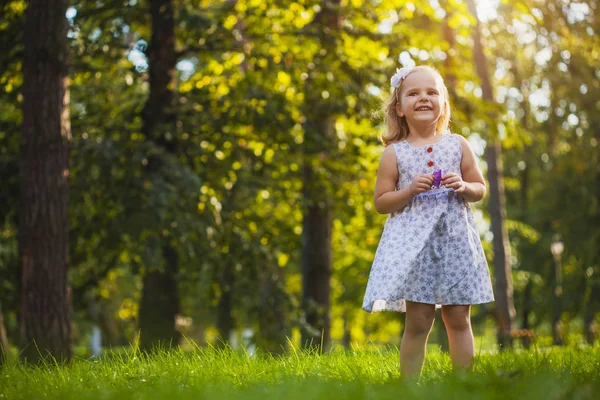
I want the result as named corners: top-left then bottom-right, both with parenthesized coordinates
top-left (396, 69), bottom-right (445, 128)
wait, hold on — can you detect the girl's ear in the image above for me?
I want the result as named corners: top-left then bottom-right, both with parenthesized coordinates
top-left (396, 103), bottom-right (404, 117)
top-left (439, 100), bottom-right (447, 115)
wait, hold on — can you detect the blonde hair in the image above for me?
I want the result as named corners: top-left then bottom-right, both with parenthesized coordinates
top-left (379, 66), bottom-right (452, 146)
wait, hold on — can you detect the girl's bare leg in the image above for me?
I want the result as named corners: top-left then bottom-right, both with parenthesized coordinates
top-left (400, 301), bottom-right (436, 379)
top-left (441, 304), bottom-right (474, 371)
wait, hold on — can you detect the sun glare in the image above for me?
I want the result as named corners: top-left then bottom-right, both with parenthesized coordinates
top-left (476, 0), bottom-right (500, 22)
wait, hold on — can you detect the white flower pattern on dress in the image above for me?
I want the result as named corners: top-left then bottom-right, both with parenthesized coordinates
top-left (362, 133), bottom-right (495, 313)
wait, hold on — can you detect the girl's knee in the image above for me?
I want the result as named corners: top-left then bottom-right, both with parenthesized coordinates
top-left (405, 303), bottom-right (436, 336)
top-left (405, 317), bottom-right (435, 336)
top-left (443, 316), bottom-right (470, 332)
top-left (442, 306), bottom-right (471, 331)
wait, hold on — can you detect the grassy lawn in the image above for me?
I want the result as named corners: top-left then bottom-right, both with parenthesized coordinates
top-left (1, 343), bottom-right (599, 399)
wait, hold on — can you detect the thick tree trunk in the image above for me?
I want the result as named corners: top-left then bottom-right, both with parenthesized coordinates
top-left (137, 0), bottom-right (181, 350)
top-left (302, 111), bottom-right (333, 351)
top-left (142, 0), bottom-right (177, 148)
top-left (139, 245), bottom-right (182, 350)
top-left (300, 0), bottom-right (340, 353)
top-left (19, 0), bottom-right (72, 363)
top-left (256, 257), bottom-right (288, 354)
top-left (301, 170), bottom-right (333, 350)
top-left (466, 0), bottom-right (515, 349)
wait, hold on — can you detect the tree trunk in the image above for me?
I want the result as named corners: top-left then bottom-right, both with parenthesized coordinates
top-left (98, 300), bottom-right (128, 347)
top-left (466, 0), bottom-right (515, 349)
top-left (139, 245), bottom-right (182, 350)
top-left (0, 302), bottom-right (9, 365)
top-left (518, 143), bottom-right (532, 351)
top-left (137, 0), bottom-right (181, 351)
top-left (485, 140), bottom-right (516, 348)
top-left (437, 1), bottom-right (455, 353)
top-left (441, 0), bottom-right (457, 86)
top-left (586, 126), bottom-right (600, 345)
top-left (584, 286), bottom-right (598, 345)
top-left (256, 256), bottom-right (288, 354)
top-left (342, 312), bottom-right (352, 349)
top-left (513, 64), bottom-right (534, 348)
top-left (301, 167), bottom-right (333, 350)
top-left (142, 0), bottom-right (177, 149)
top-left (216, 263), bottom-right (235, 346)
top-left (300, 0), bottom-right (340, 353)
top-left (520, 278), bottom-right (532, 349)
top-left (552, 257), bottom-right (564, 346)
top-left (19, 0), bottom-right (72, 363)
top-left (214, 183), bottom-right (242, 346)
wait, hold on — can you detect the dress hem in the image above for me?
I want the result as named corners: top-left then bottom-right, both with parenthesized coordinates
top-left (362, 297), bottom-right (495, 314)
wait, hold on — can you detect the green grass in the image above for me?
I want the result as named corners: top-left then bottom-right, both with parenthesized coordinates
top-left (1, 343), bottom-right (599, 399)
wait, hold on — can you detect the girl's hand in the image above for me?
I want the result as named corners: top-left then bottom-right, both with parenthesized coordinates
top-left (409, 174), bottom-right (434, 197)
top-left (442, 173), bottom-right (466, 193)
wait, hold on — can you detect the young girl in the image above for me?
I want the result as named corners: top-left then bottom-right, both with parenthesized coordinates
top-left (362, 65), bottom-right (495, 378)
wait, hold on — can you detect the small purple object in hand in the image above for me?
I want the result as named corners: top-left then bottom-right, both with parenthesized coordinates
top-left (432, 169), bottom-right (443, 189)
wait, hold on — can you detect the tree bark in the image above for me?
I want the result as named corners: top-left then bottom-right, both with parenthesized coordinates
top-left (466, 0), bottom-right (515, 349)
top-left (137, 0), bottom-right (181, 351)
top-left (142, 0), bottom-right (177, 149)
top-left (300, 0), bottom-right (340, 353)
top-left (139, 245), bottom-right (182, 350)
top-left (301, 157), bottom-right (333, 350)
top-left (256, 256), bottom-right (288, 354)
top-left (301, 120), bottom-right (334, 351)
top-left (19, 0), bottom-right (72, 363)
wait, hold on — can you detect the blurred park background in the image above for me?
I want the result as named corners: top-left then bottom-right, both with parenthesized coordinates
top-left (0, 0), bottom-right (598, 364)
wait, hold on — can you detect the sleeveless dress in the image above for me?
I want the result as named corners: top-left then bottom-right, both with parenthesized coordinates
top-left (362, 133), bottom-right (495, 313)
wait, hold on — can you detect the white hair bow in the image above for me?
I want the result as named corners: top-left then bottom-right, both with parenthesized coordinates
top-left (390, 67), bottom-right (411, 88)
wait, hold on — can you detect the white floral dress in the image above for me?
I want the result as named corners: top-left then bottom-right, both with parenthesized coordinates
top-left (362, 133), bottom-right (495, 313)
